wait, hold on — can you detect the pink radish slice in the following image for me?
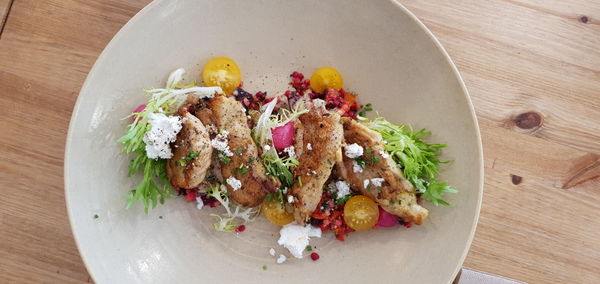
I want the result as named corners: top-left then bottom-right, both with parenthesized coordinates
top-left (375, 206), bottom-right (399, 228)
top-left (131, 104), bottom-right (146, 122)
top-left (271, 122), bottom-right (294, 151)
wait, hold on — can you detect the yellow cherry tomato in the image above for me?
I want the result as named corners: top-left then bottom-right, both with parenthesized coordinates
top-left (343, 195), bottom-right (379, 231)
top-left (309, 66), bottom-right (343, 93)
top-left (202, 57), bottom-right (242, 95)
top-left (262, 198), bottom-right (294, 226)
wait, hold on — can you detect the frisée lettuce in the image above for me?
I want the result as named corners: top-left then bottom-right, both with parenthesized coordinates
top-left (364, 118), bottom-right (458, 206)
top-left (118, 68), bottom-right (223, 213)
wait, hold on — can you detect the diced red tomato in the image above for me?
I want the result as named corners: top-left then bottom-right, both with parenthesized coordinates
top-left (310, 191), bottom-right (354, 241)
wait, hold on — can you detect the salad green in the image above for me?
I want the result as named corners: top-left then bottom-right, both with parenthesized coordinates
top-left (364, 118), bottom-right (458, 206)
top-left (205, 183), bottom-right (258, 232)
top-left (118, 68), bottom-right (222, 213)
top-left (252, 99), bottom-right (306, 204)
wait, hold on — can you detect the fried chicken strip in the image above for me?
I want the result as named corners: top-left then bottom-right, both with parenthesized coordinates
top-left (167, 111), bottom-right (213, 189)
top-left (337, 118), bottom-right (428, 225)
top-left (198, 95), bottom-right (279, 207)
top-left (290, 111), bottom-right (344, 224)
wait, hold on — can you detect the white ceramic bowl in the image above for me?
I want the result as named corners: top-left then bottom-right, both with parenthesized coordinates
top-left (65, 0), bottom-right (483, 283)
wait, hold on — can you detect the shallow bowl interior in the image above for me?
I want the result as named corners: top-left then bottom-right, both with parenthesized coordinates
top-left (65, 0), bottom-right (483, 283)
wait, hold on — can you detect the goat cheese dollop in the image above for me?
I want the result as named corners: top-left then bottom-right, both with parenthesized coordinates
top-left (334, 180), bottom-right (351, 199)
top-left (283, 146), bottom-right (296, 159)
top-left (211, 130), bottom-right (234, 157)
top-left (226, 176), bottom-right (242, 191)
top-left (370, 178), bottom-right (385, 187)
top-left (143, 113), bottom-right (184, 159)
top-left (278, 223), bottom-right (321, 258)
top-left (344, 143), bottom-right (363, 159)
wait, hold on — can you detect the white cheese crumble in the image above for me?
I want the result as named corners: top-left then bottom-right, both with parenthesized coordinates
top-left (287, 195), bottom-right (294, 203)
top-left (226, 176), bottom-right (242, 191)
top-left (363, 179), bottom-right (370, 189)
top-left (195, 196), bottom-right (204, 210)
top-left (211, 130), bottom-right (234, 157)
top-left (143, 113), bottom-right (184, 159)
top-left (269, 248), bottom-right (276, 256)
top-left (263, 144), bottom-right (271, 152)
top-left (352, 160), bottom-right (363, 173)
top-left (334, 180), bottom-right (351, 199)
top-left (283, 146), bottom-right (296, 159)
top-left (306, 143), bottom-right (313, 150)
top-left (344, 143), bottom-right (363, 159)
top-left (277, 254), bottom-right (287, 264)
top-left (379, 150), bottom-right (390, 159)
top-left (371, 178), bottom-right (385, 187)
top-left (278, 223), bottom-right (322, 258)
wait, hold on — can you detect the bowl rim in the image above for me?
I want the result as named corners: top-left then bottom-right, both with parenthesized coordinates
top-left (64, 0), bottom-right (484, 282)
top-left (388, 0), bottom-right (484, 281)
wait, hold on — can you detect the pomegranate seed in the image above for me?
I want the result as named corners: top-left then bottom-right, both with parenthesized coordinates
top-left (184, 191), bottom-right (197, 203)
top-left (235, 225), bottom-right (246, 232)
top-left (310, 252), bottom-right (320, 261)
top-left (403, 222), bottom-right (413, 228)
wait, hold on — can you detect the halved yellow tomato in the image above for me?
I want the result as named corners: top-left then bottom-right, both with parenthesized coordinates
top-left (202, 57), bottom-right (241, 95)
top-left (343, 195), bottom-right (379, 231)
top-left (309, 66), bottom-right (343, 93)
top-left (262, 198), bottom-right (294, 226)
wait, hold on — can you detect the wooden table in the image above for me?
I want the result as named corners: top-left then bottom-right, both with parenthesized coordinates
top-left (1, 0), bottom-right (598, 283)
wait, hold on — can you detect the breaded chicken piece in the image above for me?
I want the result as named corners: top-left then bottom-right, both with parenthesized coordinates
top-left (336, 118), bottom-right (428, 225)
top-left (167, 111), bottom-right (213, 189)
top-left (199, 95), bottom-right (279, 207)
top-left (290, 112), bottom-right (344, 224)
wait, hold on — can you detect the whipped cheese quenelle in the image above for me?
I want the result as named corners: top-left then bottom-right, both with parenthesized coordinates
top-left (278, 223), bottom-right (322, 259)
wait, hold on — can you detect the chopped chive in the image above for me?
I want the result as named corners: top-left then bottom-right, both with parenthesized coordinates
top-left (93, 214), bottom-right (99, 219)
top-left (220, 155), bottom-right (231, 164)
top-left (262, 265), bottom-right (268, 271)
top-left (306, 245), bottom-right (313, 252)
top-left (239, 166), bottom-right (250, 175)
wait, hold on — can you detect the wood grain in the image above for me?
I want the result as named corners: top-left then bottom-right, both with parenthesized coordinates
top-left (0, 0), bottom-right (13, 34)
top-left (0, 0), bottom-right (599, 283)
